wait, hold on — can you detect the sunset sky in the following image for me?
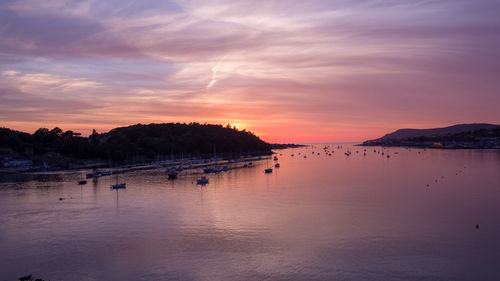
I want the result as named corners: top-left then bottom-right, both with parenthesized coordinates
top-left (1, 0), bottom-right (499, 142)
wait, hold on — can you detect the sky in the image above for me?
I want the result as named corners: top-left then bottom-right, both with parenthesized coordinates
top-left (1, 0), bottom-right (499, 143)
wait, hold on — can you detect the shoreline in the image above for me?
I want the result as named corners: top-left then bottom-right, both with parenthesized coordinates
top-left (358, 143), bottom-right (500, 149)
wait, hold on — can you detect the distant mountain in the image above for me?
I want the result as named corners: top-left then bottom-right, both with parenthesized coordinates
top-left (362, 123), bottom-right (500, 149)
top-left (377, 123), bottom-right (499, 140)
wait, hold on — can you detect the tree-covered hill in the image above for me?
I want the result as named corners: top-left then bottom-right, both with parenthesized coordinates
top-left (97, 123), bottom-right (272, 160)
top-left (0, 123), bottom-right (272, 164)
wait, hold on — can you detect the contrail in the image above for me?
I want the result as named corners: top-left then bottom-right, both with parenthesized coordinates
top-left (206, 56), bottom-right (226, 89)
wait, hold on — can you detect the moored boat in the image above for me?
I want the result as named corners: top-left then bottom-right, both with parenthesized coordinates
top-left (197, 176), bottom-right (209, 185)
top-left (167, 169), bottom-right (178, 179)
top-left (111, 183), bottom-right (126, 189)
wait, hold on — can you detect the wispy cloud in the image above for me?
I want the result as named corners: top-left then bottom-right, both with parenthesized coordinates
top-left (1, 0), bottom-right (499, 141)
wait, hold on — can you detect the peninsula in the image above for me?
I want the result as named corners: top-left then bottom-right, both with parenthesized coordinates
top-left (362, 123), bottom-right (500, 149)
top-left (0, 123), bottom-right (301, 173)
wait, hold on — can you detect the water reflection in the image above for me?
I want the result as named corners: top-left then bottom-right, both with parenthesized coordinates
top-left (0, 145), bottom-right (499, 281)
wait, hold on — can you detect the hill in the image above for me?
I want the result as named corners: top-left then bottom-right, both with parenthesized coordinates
top-left (377, 123), bottom-right (498, 140)
top-left (362, 123), bottom-right (500, 148)
top-left (0, 123), bottom-right (274, 170)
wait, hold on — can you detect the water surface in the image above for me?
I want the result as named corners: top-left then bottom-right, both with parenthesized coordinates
top-left (1, 145), bottom-right (499, 280)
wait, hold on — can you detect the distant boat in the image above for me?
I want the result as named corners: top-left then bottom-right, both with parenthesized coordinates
top-left (248, 162), bottom-right (253, 166)
top-left (111, 183), bottom-right (126, 189)
top-left (274, 163), bottom-right (280, 168)
top-left (273, 156), bottom-right (278, 161)
top-left (97, 169), bottom-right (112, 176)
top-left (197, 176), bottom-right (209, 185)
top-left (265, 168), bottom-right (273, 173)
top-left (167, 169), bottom-right (178, 179)
top-left (243, 163), bottom-right (249, 168)
top-left (78, 180), bottom-right (87, 185)
top-left (91, 169), bottom-right (112, 178)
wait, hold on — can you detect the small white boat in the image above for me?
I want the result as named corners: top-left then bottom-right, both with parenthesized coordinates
top-left (197, 176), bottom-right (209, 185)
top-left (264, 168), bottom-right (273, 173)
top-left (273, 156), bottom-right (278, 161)
top-left (274, 163), bottom-right (280, 168)
top-left (111, 183), bottom-right (126, 189)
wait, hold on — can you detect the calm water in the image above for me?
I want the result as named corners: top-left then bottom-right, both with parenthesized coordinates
top-left (1, 145), bottom-right (499, 281)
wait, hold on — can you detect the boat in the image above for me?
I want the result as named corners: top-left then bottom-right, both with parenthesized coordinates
top-left (111, 183), bottom-right (126, 189)
top-left (92, 169), bottom-right (112, 178)
top-left (222, 166), bottom-right (229, 171)
top-left (78, 180), bottom-right (87, 185)
top-left (273, 156), bottom-right (278, 161)
top-left (264, 168), bottom-right (273, 173)
top-left (243, 163), bottom-right (249, 168)
top-left (274, 163), bottom-right (280, 168)
top-left (167, 169), bottom-right (178, 179)
top-left (96, 169), bottom-right (112, 176)
top-left (248, 162), bottom-right (253, 166)
top-left (197, 176), bottom-right (209, 185)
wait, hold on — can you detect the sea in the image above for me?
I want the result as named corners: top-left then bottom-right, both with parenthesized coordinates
top-left (1, 144), bottom-right (499, 281)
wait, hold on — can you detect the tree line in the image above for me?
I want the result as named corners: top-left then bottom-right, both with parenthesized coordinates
top-left (0, 123), bottom-right (273, 162)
